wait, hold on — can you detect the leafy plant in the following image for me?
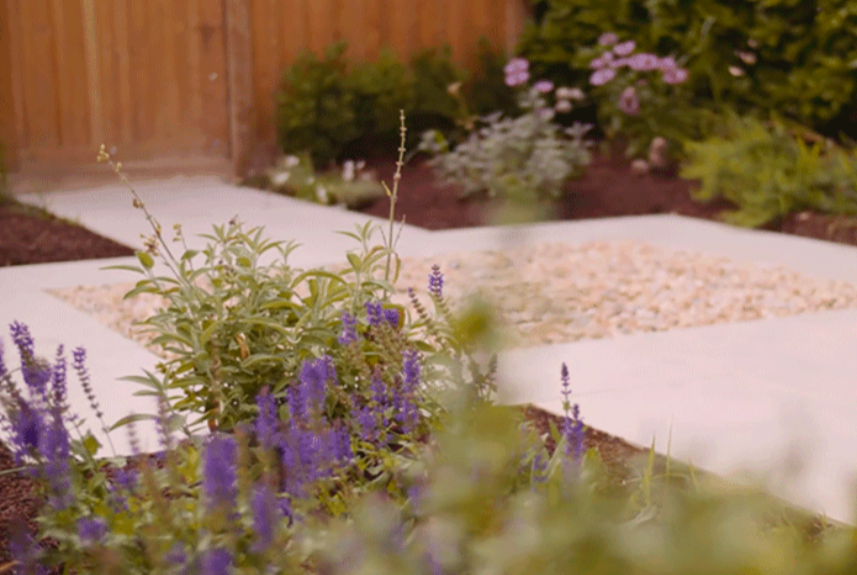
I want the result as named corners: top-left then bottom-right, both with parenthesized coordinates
top-left (427, 57), bottom-right (593, 205)
top-left (406, 45), bottom-right (469, 144)
top-left (517, 0), bottom-right (857, 145)
top-left (275, 41), bottom-right (359, 167)
top-left (680, 109), bottom-right (857, 228)
top-left (580, 33), bottom-right (711, 161)
top-left (348, 48), bottom-right (416, 144)
top-left (464, 36), bottom-right (520, 120)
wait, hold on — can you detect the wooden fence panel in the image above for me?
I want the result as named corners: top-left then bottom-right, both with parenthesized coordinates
top-left (249, 0), bottom-right (531, 152)
top-left (6, 0), bottom-right (231, 165)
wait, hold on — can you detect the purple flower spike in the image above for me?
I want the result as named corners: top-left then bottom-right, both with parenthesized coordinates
top-left (255, 387), bottom-right (280, 450)
top-left (77, 517), bottom-right (108, 545)
top-left (203, 434), bottom-right (238, 511)
top-left (201, 548), bottom-right (233, 575)
top-left (428, 265), bottom-right (444, 298)
top-left (619, 86), bottom-right (640, 115)
top-left (365, 300), bottom-right (384, 327)
top-left (534, 80), bottom-right (554, 93)
top-left (589, 67), bottom-right (616, 86)
top-left (338, 311), bottom-right (359, 346)
top-left (402, 349), bottom-right (421, 392)
top-left (383, 308), bottom-right (399, 328)
top-left (613, 40), bottom-right (636, 56)
top-left (598, 32), bottom-right (619, 46)
top-left (251, 484), bottom-right (278, 553)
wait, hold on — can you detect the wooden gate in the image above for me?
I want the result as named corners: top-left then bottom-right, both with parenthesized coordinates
top-left (2, 0), bottom-right (232, 171)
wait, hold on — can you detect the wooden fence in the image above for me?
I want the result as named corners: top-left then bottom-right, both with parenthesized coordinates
top-left (0, 0), bottom-right (531, 177)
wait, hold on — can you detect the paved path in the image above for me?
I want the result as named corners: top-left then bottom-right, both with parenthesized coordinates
top-left (2, 174), bottom-right (857, 524)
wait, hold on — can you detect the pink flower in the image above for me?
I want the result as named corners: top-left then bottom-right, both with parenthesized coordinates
top-left (589, 67), bottom-right (616, 86)
top-left (610, 57), bottom-right (631, 69)
top-left (590, 57), bottom-right (607, 70)
top-left (628, 53), bottom-right (659, 72)
top-left (534, 80), bottom-right (554, 93)
top-left (613, 40), bottom-right (636, 56)
top-left (504, 57), bottom-right (530, 87)
top-left (505, 71), bottom-right (530, 87)
top-left (658, 56), bottom-right (677, 70)
top-left (662, 67), bottom-right (689, 84)
top-left (598, 32), bottom-right (619, 46)
top-left (504, 58), bottom-right (529, 75)
top-left (619, 86), bottom-right (640, 115)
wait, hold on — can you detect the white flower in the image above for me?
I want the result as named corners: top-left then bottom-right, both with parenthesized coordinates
top-left (271, 171), bottom-right (290, 187)
top-left (356, 160), bottom-right (366, 171)
top-left (735, 51), bottom-right (757, 65)
top-left (342, 160), bottom-right (355, 182)
top-left (555, 99), bottom-right (573, 113)
top-left (283, 155), bottom-right (300, 168)
top-left (316, 185), bottom-right (329, 204)
top-left (728, 66), bottom-right (745, 77)
top-left (567, 87), bottom-right (585, 101)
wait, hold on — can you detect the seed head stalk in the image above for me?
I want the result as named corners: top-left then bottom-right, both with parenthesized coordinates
top-left (380, 110), bottom-right (408, 299)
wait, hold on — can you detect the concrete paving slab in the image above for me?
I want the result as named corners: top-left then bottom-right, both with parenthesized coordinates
top-left (495, 308), bottom-right (857, 523)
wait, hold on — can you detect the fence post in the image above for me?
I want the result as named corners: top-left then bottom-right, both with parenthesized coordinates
top-left (0, 0), bottom-right (20, 172)
top-left (224, 0), bottom-right (254, 178)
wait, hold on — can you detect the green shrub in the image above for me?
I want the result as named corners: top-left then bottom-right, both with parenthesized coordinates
top-left (516, 0), bottom-right (857, 144)
top-left (348, 48), bottom-right (416, 142)
top-left (275, 41), bottom-right (359, 167)
top-left (463, 36), bottom-right (519, 120)
top-left (680, 109), bottom-right (857, 228)
top-left (406, 45), bottom-right (468, 143)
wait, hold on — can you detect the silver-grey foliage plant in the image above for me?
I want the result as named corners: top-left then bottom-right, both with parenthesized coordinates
top-left (428, 86), bottom-right (593, 204)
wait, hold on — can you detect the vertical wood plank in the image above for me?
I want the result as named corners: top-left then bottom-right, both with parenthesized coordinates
top-left (112, 0), bottom-right (131, 146)
top-left (0, 0), bottom-right (20, 168)
top-left (5, 0), bottom-right (26, 155)
top-left (364, 0), bottom-right (382, 60)
top-left (342, 0), bottom-right (365, 61)
top-left (94, 0), bottom-right (117, 149)
top-left (161, 0), bottom-right (180, 142)
top-left (127, 0), bottom-right (148, 142)
top-left (225, 0), bottom-right (254, 173)
top-left (506, 0), bottom-right (528, 55)
top-left (307, 0), bottom-right (333, 55)
top-left (20, 0), bottom-right (60, 148)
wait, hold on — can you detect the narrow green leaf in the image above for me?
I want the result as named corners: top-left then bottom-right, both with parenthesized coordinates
top-left (109, 412), bottom-right (157, 431)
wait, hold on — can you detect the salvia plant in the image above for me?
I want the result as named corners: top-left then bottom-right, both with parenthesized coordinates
top-left (423, 57), bottom-right (593, 205)
top-left (2, 113), bottom-right (855, 574)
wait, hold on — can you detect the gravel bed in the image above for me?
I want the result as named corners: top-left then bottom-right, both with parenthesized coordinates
top-left (48, 240), bottom-right (857, 360)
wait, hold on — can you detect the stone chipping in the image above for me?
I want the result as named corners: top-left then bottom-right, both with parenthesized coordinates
top-left (47, 240), bottom-right (857, 360)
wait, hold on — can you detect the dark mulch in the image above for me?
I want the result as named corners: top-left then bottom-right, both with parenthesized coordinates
top-left (0, 146), bottom-right (849, 569)
top-left (0, 201), bottom-right (135, 267)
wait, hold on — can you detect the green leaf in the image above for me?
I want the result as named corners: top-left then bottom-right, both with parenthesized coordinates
top-left (181, 249), bottom-right (199, 261)
top-left (136, 250), bottom-right (155, 269)
top-left (100, 264), bottom-right (144, 274)
top-left (109, 412), bottom-right (157, 431)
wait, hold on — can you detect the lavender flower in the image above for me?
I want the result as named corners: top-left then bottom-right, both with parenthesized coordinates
top-left (163, 543), bottom-right (187, 568)
top-left (598, 32), bottom-right (618, 46)
top-left (357, 406), bottom-right (377, 444)
top-left (338, 311), bottom-right (359, 345)
top-left (332, 423), bottom-right (353, 463)
top-left (254, 386), bottom-right (280, 450)
top-left (299, 355), bottom-right (334, 416)
top-left (589, 67), bottom-right (616, 86)
top-left (365, 300), bottom-right (384, 327)
top-left (203, 434), bottom-right (238, 511)
top-left (619, 86), bottom-right (640, 115)
top-left (201, 548), bottom-right (233, 575)
top-left (428, 265), bottom-right (444, 298)
top-left (77, 517), bottom-right (108, 545)
top-left (251, 484), bottom-right (278, 553)
top-left (12, 322), bottom-right (50, 399)
top-left (50, 345), bottom-right (68, 409)
top-left (383, 307), bottom-right (399, 328)
top-left (613, 40), bottom-right (636, 56)
top-left (401, 349), bottom-right (421, 393)
top-left (8, 523), bottom-right (46, 575)
top-left (71, 347), bottom-right (103, 420)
